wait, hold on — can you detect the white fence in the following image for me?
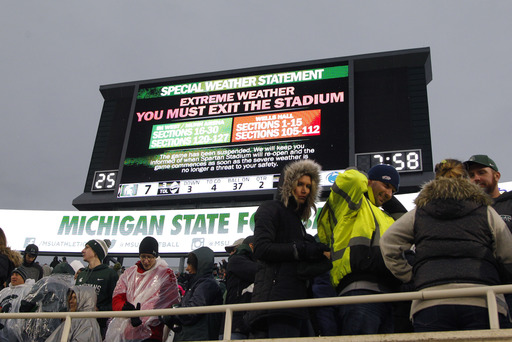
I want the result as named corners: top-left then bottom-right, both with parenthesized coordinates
top-left (4, 284), bottom-right (512, 342)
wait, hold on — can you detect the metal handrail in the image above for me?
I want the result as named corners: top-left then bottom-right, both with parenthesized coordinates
top-left (3, 284), bottom-right (512, 341)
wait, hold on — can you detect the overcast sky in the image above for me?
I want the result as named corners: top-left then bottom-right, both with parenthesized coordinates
top-left (1, 1), bottom-right (511, 211)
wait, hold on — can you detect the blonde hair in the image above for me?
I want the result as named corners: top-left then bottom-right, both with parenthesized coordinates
top-left (0, 228), bottom-right (6, 248)
top-left (0, 228), bottom-right (22, 267)
top-left (434, 159), bottom-right (468, 179)
top-left (0, 228), bottom-right (23, 267)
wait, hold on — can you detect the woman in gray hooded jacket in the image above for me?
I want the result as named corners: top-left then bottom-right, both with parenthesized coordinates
top-left (45, 286), bottom-right (102, 342)
top-left (246, 159), bottom-right (330, 338)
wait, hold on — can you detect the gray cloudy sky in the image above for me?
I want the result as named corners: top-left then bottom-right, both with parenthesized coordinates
top-left (1, 1), bottom-right (511, 211)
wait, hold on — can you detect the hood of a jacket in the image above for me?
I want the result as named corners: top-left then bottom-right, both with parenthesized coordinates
top-left (190, 246), bottom-right (214, 279)
top-left (415, 177), bottom-right (492, 219)
top-left (277, 159), bottom-right (321, 221)
top-left (69, 285), bottom-right (97, 312)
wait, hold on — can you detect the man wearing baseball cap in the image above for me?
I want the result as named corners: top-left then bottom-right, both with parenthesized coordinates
top-left (464, 154), bottom-right (512, 232)
top-left (224, 238), bottom-right (244, 255)
top-left (317, 165), bottom-right (406, 335)
top-left (19, 244), bottom-right (43, 282)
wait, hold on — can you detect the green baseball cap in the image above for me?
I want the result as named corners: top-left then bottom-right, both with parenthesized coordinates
top-left (464, 154), bottom-right (499, 172)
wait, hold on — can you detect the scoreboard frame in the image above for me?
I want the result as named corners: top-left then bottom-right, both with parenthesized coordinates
top-left (73, 47), bottom-right (433, 210)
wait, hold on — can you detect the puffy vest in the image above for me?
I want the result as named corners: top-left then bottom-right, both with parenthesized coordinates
top-left (413, 200), bottom-right (501, 290)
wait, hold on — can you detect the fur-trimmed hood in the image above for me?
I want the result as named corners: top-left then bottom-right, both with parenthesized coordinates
top-left (415, 177), bottom-right (492, 218)
top-left (278, 159), bottom-right (321, 221)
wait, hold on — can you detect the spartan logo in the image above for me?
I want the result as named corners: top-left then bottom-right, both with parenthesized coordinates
top-left (169, 181), bottom-right (180, 194)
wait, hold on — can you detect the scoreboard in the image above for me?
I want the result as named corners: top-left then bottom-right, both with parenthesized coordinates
top-left (73, 47), bottom-right (434, 210)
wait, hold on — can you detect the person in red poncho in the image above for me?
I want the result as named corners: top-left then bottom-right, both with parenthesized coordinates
top-left (106, 236), bottom-right (180, 342)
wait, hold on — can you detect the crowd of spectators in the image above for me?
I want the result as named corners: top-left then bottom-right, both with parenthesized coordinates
top-left (1, 155), bottom-right (512, 341)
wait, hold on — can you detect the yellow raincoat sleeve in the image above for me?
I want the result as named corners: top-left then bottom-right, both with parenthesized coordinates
top-left (317, 169), bottom-right (368, 246)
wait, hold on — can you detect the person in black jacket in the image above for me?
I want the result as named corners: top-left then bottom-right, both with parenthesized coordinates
top-left (221, 235), bottom-right (260, 339)
top-left (464, 154), bottom-right (512, 232)
top-left (162, 246), bottom-right (223, 341)
top-left (245, 159), bottom-right (329, 338)
top-left (19, 244), bottom-right (43, 282)
top-left (49, 256), bottom-right (60, 269)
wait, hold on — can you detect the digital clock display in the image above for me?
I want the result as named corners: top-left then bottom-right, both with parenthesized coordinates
top-left (91, 170), bottom-right (118, 192)
top-left (355, 149), bottom-right (423, 173)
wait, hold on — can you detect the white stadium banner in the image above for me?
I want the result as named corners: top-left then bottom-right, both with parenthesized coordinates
top-left (2, 182), bottom-right (511, 254)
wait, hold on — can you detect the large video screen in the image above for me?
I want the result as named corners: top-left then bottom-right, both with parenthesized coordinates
top-left (117, 63), bottom-right (349, 199)
top-left (73, 48), bottom-right (433, 210)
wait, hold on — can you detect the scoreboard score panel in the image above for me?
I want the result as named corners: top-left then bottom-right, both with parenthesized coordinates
top-left (73, 48), bottom-right (433, 210)
top-left (117, 174), bottom-right (276, 198)
top-left (116, 169), bottom-right (340, 199)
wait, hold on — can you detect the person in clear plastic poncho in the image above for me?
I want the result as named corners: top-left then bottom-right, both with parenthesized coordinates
top-left (0, 268), bottom-right (35, 342)
top-left (105, 236), bottom-right (180, 342)
top-left (17, 273), bottom-right (74, 342)
top-left (45, 286), bottom-right (102, 342)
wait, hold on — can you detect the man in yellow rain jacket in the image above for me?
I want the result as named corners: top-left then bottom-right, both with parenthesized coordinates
top-left (317, 164), bottom-right (405, 335)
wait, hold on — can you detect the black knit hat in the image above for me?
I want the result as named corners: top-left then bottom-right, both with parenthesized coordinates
top-left (12, 267), bottom-right (28, 281)
top-left (86, 239), bottom-right (111, 261)
top-left (139, 236), bottom-right (159, 257)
